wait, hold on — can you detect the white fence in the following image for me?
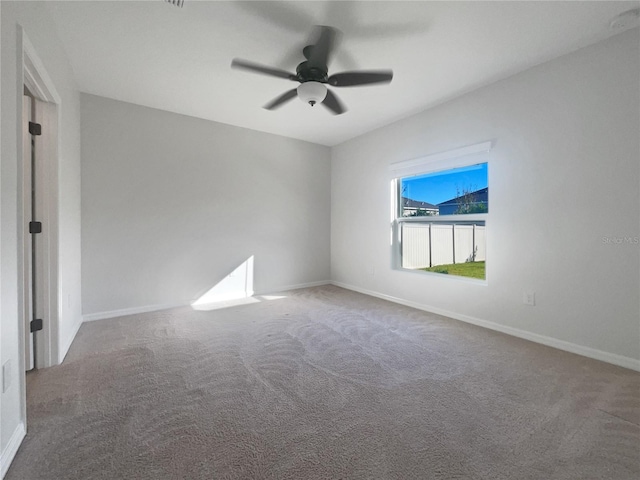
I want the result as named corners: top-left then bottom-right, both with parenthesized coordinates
top-left (401, 223), bottom-right (485, 269)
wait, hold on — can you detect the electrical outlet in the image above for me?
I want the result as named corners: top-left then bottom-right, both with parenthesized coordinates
top-left (2, 360), bottom-right (11, 393)
top-left (523, 291), bottom-right (536, 306)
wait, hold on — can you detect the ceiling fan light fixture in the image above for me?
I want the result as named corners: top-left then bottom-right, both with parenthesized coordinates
top-left (297, 81), bottom-right (327, 107)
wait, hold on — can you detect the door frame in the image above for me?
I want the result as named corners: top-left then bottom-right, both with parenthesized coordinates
top-left (16, 27), bottom-right (61, 389)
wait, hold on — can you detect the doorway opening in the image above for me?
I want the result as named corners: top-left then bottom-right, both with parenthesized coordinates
top-left (19, 28), bottom-right (61, 375)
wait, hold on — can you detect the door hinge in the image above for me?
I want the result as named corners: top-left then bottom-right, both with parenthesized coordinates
top-left (29, 221), bottom-right (42, 234)
top-left (30, 319), bottom-right (43, 333)
top-left (28, 122), bottom-right (42, 136)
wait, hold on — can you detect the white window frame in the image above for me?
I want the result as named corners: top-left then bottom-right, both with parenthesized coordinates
top-left (389, 141), bottom-right (492, 282)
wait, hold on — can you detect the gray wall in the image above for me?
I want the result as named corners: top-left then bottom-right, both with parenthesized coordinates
top-left (81, 94), bottom-right (331, 315)
top-left (331, 29), bottom-right (640, 365)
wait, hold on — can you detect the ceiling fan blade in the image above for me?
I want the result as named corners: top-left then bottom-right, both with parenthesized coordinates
top-left (322, 89), bottom-right (346, 115)
top-left (231, 59), bottom-right (297, 81)
top-left (308, 26), bottom-right (338, 70)
top-left (263, 89), bottom-right (298, 110)
top-left (328, 70), bottom-right (393, 87)
top-left (234, 2), bottom-right (311, 35)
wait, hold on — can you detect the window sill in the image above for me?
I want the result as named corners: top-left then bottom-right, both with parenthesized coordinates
top-left (396, 266), bottom-right (488, 286)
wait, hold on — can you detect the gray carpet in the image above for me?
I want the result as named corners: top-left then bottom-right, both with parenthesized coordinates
top-left (6, 285), bottom-right (640, 479)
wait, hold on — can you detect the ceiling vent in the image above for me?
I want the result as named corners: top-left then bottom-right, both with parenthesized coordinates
top-left (165, 0), bottom-right (184, 8)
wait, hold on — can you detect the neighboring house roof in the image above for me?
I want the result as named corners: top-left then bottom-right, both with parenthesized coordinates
top-left (437, 187), bottom-right (488, 206)
top-left (402, 197), bottom-right (438, 209)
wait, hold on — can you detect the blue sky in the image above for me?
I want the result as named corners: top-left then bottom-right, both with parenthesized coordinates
top-left (401, 163), bottom-right (488, 205)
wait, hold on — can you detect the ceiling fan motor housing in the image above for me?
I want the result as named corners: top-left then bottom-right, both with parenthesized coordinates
top-left (296, 60), bottom-right (328, 83)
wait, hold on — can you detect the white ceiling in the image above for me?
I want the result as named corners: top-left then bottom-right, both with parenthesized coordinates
top-left (46, 0), bottom-right (638, 146)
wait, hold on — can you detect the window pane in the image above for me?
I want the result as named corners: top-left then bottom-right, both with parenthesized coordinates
top-left (401, 221), bottom-right (486, 279)
top-left (400, 163), bottom-right (488, 217)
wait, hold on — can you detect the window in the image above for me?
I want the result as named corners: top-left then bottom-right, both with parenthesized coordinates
top-left (390, 142), bottom-right (490, 280)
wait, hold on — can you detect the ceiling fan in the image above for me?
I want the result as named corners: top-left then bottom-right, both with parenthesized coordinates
top-left (231, 26), bottom-right (393, 115)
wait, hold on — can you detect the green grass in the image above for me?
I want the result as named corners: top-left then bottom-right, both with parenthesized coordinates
top-left (422, 261), bottom-right (485, 279)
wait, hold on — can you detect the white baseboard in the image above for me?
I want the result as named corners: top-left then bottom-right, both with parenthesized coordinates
top-left (59, 315), bottom-right (84, 363)
top-left (1, 422), bottom-right (26, 479)
top-left (256, 280), bottom-right (331, 295)
top-left (82, 281), bottom-right (332, 323)
top-left (83, 303), bottom-right (184, 322)
top-left (331, 281), bottom-right (640, 372)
